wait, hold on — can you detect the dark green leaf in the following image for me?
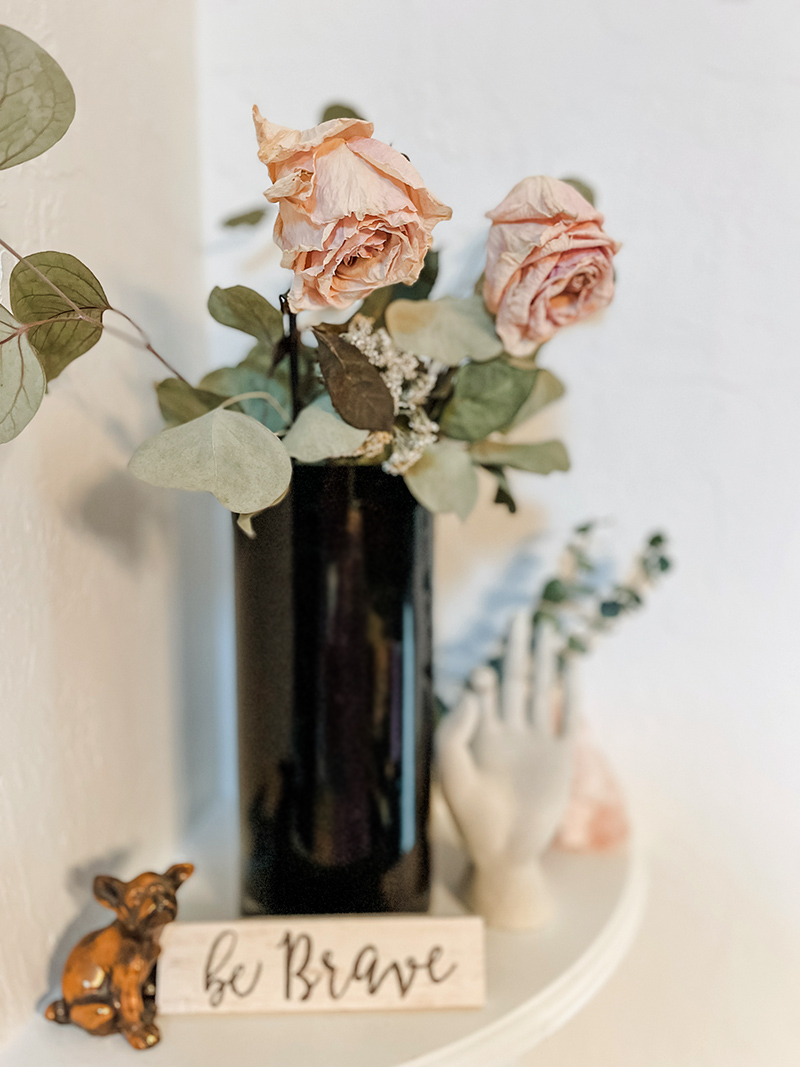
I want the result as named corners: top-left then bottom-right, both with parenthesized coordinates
top-left (0, 26), bottom-right (75, 170)
top-left (357, 249), bottom-right (440, 324)
top-left (482, 465), bottom-right (517, 513)
top-left (199, 363), bottom-right (289, 431)
top-left (649, 532), bottom-right (666, 548)
top-left (222, 207), bottom-right (268, 228)
top-left (10, 252), bottom-right (110, 380)
top-left (560, 176), bottom-right (596, 206)
top-left (241, 341), bottom-right (274, 372)
top-left (440, 361), bottom-right (537, 441)
top-left (542, 579), bottom-right (570, 604)
top-left (506, 368), bottom-right (566, 429)
top-left (659, 556), bottom-right (671, 572)
top-left (358, 285), bottom-right (396, 323)
top-left (156, 379), bottom-right (223, 428)
top-left (600, 600), bottom-right (622, 618)
top-left (617, 585), bottom-right (643, 607)
top-left (320, 102), bottom-right (365, 123)
top-left (575, 521), bottom-right (595, 535)
top-left (567, 635), bottom-right (589, 654)
top-left (207, 286), bottom-right (283, 347)
top-left (400, 249), bottom-right (439, 302)
top-left (312, 324), bottom-right (394, 431)
top-left (469, 439), bottom-right (570, 474)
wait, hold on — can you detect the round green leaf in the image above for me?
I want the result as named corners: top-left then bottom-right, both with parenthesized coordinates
top-left (0, 26), bottom-right (75, 170)
top-left (469, 439), bottom-right (570, 474)
top-left (506, 368), bottom-right (565, 429)
top-left (440, 360), bottom-right (538, 441)
top-left (404, 443), bottom-right (478, 520)
top-left (156, 379), bottom-right (223, 428)
top-left (0, 305), bottom-right (45, 443)
top-left (200, 363), bottom-right (289, 431)
top-left (10, 251), bottom-right (110, 380)
top-left (386, 295), bottom-right (503, 366)
top-left (320, 103), bottom-right (365, 123)
top-left (207, 286), bottom-right (283, 347)
top-left (129, 409), bottom-right (292, 514)
top-left (282, 395), bottom-right (368, 462)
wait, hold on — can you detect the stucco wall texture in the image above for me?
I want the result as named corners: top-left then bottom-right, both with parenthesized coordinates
top-left (0, 1), bottom-right (213, 1045)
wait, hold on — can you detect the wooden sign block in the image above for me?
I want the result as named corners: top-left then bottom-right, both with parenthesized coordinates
top-left (157, 915), bottom-right (485, 1015)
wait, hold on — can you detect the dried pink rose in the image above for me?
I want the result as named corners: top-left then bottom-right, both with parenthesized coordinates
top-left (483, 176), bottom-right (620, 357)
top-left (253, 109), bottom-right (452, 313)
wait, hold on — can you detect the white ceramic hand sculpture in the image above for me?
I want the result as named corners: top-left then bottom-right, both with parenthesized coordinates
top-left (436, 611), bottom-right (575, 930)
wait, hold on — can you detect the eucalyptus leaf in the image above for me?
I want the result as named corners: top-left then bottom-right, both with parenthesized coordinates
top-left (200, 363), bottom-right (289, 430)
top-left (400, 249), bottom-right (439, 302)
top-left (129, 409), bottom-right (292, 514)
top-left (0, 26), bottom-right (75, 170)
top-left (282, 395), bottom-right (368, 463)
top-left (386, 295), bottom-right (502, 366)
top-left (404, 443), bottom-right (478, 520)
top-left (312, 324), bottom-right (394, 431)
top-left (222, 207), bottom-right (268, 228)
top-left (469, 439), bottom-right (570, 474)
top-left (10, 251), bottom-right (110, 380)
top-left (0, 305), bottom-right (45, 443)
top-left (358, 285), bottom-right (396, 323)
top-left (483, 465), bottom-right (517, 514)
top-left (321, 103), bottom-right (365, 123)
top-left (359, 250), bottom-right (439, 324)
top-left (156, 379), bottom-right (224, 428)
top-left (440, 360), bottom-right (537, 441)
top-left (207, 286), bottom-right (283, 347)
top-left (241, 341), bottom-right (274, 373)
top-left (506, 368), bottom-right (565, 429)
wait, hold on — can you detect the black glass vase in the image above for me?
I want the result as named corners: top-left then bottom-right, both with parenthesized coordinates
top-left (233, 463), bottom-right (434, 915)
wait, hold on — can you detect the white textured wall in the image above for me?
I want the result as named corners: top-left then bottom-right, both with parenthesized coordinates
top-left (0, 1), bottom-right (213, 1046)
top-left (197, 1), bottom-right (800, 1062)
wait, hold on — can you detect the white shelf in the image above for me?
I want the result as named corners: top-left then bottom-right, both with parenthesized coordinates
top-left (0, 801), bottom-right (644, 1067)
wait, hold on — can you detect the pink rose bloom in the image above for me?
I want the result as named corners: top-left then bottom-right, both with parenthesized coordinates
top-left (483, 176), bottom-right (620, 357)
top-left (253, 108), bottom-right (452, 312)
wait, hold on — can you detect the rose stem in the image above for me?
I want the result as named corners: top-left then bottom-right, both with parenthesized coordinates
top-left (279, 293), bottom-right (300, 422)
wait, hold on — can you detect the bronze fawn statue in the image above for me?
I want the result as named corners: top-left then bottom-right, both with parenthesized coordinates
top-left (46, 863), bottom-right (193, 1050)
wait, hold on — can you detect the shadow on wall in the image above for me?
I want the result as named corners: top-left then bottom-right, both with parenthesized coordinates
top-left (174, 492), bottom-right (237, 832)
top-left (435, 537), bottom-right (545, 707)
top-left (39, 848), bottom-right (131, 1009)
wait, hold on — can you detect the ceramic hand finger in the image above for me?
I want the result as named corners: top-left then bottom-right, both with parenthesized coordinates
top-left (531, 618), bottom-right (558, 735)
top-left (436, 690), bottom-right (481, 801)
top-left (500, 609), bottom-right (532, 729)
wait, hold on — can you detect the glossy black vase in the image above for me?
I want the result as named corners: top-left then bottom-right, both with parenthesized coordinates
top-left (233, 464), bottom-right (434, 916)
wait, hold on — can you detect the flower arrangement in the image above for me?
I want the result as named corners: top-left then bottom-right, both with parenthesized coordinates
top-left (0, 28), bottom-right (620, 532)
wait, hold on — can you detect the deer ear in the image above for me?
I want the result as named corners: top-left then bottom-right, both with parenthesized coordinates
top-left (93, 874), bottom-right (126, 911)
top-left (164, 863), bottom-right (194, 888)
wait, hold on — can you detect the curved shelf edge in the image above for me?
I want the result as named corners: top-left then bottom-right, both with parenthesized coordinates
top-left (408, 845), bottom-right (647, 1067)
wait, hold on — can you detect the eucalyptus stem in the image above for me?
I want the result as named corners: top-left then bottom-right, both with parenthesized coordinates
top-left (0, 237), bottom-right (189, 384)
top-left (279, 292), bottom-right (300, 422)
